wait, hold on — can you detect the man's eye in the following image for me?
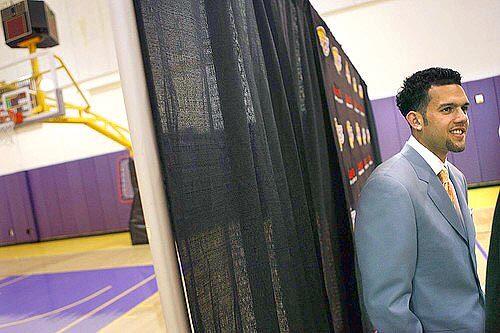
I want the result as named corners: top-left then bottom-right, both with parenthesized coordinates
top-left (443, 107), bottom-right (452, 112)
top-left (462, 105), bottom-right (469, 113)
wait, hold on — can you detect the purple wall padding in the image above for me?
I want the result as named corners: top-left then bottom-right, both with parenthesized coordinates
top-left (371, 75), bottom-right (500, 185)
top-left (25, 150), bottom-right (132, 241)
top-left (371, 97), bottom-right (402, 161)
top-left (394, 105), bottom-right (411, 148)
top-left (0, 172), bottom-right (38, 245)
top-left (463, 78), bottom-right (500, 183)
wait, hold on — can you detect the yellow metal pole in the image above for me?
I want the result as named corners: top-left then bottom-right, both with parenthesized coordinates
top-left (14, 38), bottom-right (134, 154)
top-left (46, 117), bottom-right (132, 151)
top-left (54, 55), bottom-right (91, 109)
top-left (18, 37), bottom-right (46, 113)
top-left (85, 121), bottom-right (132, 150)
top-left (43, 53), bottom-right (134, 153)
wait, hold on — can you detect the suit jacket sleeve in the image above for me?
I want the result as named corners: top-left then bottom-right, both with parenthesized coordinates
top-left (355, 174), bottom-right (423, 332)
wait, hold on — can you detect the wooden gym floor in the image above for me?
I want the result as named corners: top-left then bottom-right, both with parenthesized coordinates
top-left (0, 186), bottom-right (497, 332)
top-left (0, 234), bottom-right (166, 332)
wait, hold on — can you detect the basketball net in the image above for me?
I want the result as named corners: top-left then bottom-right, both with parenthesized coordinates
top-left (0, 110), bottom-right (22, 145)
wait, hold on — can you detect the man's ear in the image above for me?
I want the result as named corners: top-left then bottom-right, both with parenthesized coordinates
top-left (406, 111), bottom-right (423, 131)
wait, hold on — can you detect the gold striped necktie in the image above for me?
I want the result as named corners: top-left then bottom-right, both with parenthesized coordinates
top-left (438, 168), bottom-right (461, 215)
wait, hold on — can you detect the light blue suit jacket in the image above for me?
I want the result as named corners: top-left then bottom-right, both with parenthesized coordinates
top-left (355, 144), bottom-right (485, 332)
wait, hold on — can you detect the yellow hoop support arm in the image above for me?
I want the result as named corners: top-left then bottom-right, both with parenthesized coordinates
top-left (53, 55), bottom-right (91, 109)
top-left (42, 57), bottom-right (133, 154)
top-left (46, 116), bottom-right (132, 152)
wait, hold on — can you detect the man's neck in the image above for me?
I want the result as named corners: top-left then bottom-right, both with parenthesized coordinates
top-left (407, 136), bottom-right (448, 176)
top-left (413, 135), bottom-right (447, 162)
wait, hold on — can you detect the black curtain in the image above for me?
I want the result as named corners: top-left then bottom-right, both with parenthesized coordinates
top-left (134, 0), bottom-right (362, 331)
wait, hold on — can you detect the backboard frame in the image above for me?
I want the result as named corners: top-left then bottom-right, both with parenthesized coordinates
top-left (0, 50), bottom-right (65, 131)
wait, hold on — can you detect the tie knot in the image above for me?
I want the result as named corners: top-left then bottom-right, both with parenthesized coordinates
top-left (438, 168), bottom-right (449, 184)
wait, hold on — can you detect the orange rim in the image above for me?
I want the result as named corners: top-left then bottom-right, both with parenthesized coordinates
top-left (7, 110), bottom-right (23, 124)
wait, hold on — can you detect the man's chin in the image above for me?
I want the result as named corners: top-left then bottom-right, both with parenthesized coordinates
top-left (447, 141), bottom-right (466, 153)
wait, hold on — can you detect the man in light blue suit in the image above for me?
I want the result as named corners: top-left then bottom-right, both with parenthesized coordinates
top-left (355, 68), bottom-right (485, 332)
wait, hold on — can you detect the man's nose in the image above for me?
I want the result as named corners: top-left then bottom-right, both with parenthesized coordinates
top-left (455, 107), bottom-right (468, 123)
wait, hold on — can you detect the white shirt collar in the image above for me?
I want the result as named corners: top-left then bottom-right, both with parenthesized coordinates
top-left (407, 136), bottom-right (448, 175)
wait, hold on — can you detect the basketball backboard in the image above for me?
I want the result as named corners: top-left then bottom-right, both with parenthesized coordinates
top-left (0, 51), bottom-right (64, 142)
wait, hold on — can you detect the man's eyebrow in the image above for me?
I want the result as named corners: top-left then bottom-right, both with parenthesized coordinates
top-left (438, 102), bottom-right (470, 108)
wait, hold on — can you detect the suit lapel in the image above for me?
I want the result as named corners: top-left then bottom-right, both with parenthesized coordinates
top-left (401, 145), bottom-right (468, 243)
top-left (448, 167), bottom-right (468, 232)
top-left (427, 177), bottom-right (468, 242)
top-left (448, 167), bottom-right (480, 280)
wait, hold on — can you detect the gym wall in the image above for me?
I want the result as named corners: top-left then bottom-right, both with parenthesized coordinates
top-left (318, 0), bottom-right (500, 99)
top-left (0, 0), bottom-right (133, 245)
top-left (0, 0), bottom-right (128, 176)
top-left (0, 150), bottom-right (132, 246)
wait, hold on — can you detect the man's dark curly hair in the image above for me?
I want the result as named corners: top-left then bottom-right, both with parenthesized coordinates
top-left (396, 67), bottom-right (462, 119)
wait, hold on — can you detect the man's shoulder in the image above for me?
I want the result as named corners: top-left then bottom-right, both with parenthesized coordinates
top-left (357, 154), bottom-right (416, 218)
top-left (369, 153), bottom-right (415, 183)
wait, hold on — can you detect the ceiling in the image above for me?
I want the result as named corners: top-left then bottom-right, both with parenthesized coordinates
top-left (308, 0), bottom-right (379, 15)
top-left (0, 0), bottom-right (378, 14)
top-left (0, 0), bottom-right (383, 13)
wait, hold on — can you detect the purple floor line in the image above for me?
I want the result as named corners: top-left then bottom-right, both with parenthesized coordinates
top-left (0, 276), bottom-right (20, 284)
top-left (0, 276), bottom-right (26, 289)
top-left (0, 265), bottom-right (158, 333)
top-left (475, 239), bottom-right (488, 260)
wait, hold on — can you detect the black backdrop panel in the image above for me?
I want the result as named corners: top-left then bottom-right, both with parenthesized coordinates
top-left (311, 9), bottom-right (379, 223)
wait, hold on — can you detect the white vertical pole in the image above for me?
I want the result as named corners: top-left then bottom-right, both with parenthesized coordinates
top-left (107, 1), bottom-right (191, 332)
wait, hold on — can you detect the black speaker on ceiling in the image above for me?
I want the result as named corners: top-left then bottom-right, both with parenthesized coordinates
top-left (1, 0), bottom-right (58, 48)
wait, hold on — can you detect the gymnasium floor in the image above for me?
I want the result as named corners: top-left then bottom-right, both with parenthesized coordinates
top-left (0, 234), bottom-right (166, 332)
top-left (469, 185), bottom-right (499, 288)
top-left (0, 186), bottom-right (497, 332)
